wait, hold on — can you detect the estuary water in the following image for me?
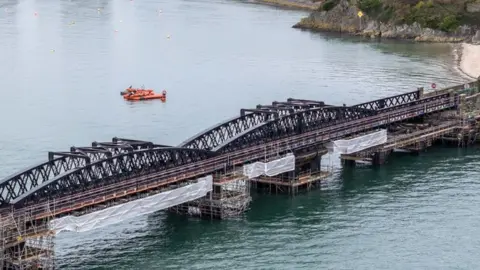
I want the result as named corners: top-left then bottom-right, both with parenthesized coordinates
top-left (0, 0), bottom-right (478, 269)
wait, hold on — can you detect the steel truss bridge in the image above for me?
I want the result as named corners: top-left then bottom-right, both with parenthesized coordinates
top-left (0, 84), bottom-right (468, 214)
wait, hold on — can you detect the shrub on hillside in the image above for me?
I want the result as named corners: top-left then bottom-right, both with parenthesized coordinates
top-left (358, 0), bottom-right (382, 13)
top-left (352, 0), bottom-right (475, 31)
top-left (439, 15), bottom-right (460, 32)
top-left (321, 0), bottom-right (339, 11)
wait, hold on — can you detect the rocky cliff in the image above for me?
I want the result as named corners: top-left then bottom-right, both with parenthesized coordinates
top-left (293, 0), bottom-right (480, 42)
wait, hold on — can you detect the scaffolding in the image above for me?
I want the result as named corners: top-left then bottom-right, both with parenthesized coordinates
top-left (169, 170), bottom-right (251, 219)
top-left (209, 171), bottom-right (251, 219)
top-left (1, 202), bottom-right (55, 270)
top-left (248, 148), bottom-right (333, 195)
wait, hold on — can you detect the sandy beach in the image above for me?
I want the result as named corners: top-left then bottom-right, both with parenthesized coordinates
top-left (460, 43), bottom-right (480, 79)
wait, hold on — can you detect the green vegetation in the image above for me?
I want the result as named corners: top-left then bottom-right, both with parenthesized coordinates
top-left (357, 0), bottom-right (382, 14)
top-left (355, 0), bottom-right (480, 32)
top-left (321, 0), bottom-right (339, 11)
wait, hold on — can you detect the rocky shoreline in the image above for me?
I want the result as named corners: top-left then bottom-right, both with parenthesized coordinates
top-left (292, 0), bottom-right (480, 43)
top-left (294, 18), bottom-right (479, 43)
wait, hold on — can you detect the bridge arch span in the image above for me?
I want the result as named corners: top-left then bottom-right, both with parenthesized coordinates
top-left (178, 113), bottom-right (269, 150)
top-left (178, 99), bottom-right (330, 150)
top-left (212, 90), bottom-right (423, 153)
top-left (0, 138), bottom-right (162, 207)
top-left (213, 106), bottom-right (377, 154)
top-left (9, 147), bottom-right (214, 208)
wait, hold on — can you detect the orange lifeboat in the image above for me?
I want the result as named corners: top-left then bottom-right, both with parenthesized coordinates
top-left (121, 87), bottom-right (166, 102)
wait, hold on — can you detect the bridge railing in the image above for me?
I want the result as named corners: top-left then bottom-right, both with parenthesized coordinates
top-left (353, 90), bottom-right (420, 111)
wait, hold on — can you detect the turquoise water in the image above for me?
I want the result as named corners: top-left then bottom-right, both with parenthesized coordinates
top-left (0, 0), bottom-right (476, 269)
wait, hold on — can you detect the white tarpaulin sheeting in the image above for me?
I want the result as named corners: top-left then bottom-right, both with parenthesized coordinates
top-left (243, 154), bottom-right (295, 179)
top-left (49, 175), bottom-right (213, 234)
top-left (326, 129), bottom-right (387, 154)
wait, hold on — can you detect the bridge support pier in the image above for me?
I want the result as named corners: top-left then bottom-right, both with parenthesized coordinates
top-left (341, 158), bottom-right (357, 167)
top-left (250, 149), bottom-right (331, 195)
top-left (372, 151), bottom-right (391, 166)
top-left (309, 154), bottom-right (322, 173)
top-left (170, 174), bottom-right (251, 219)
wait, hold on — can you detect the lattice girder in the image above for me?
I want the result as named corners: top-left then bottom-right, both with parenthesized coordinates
top-left (178, 99), bottom-right (331, 150)
top-left (353, 90), bottom-right (420, 110)
top-left (179, 91), bottom-right (421, 150)
top-left (0, 138), bottom-right (168, 208)
top-left (214, 91), bottom-right (454, 154)
top-left (213, 106), bottom-right (377, 153)
top-left (10, 147), bottom-right (214, 208)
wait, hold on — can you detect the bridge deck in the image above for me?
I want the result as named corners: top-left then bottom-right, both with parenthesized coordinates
top-left (382, 122), bottom-right (460, 151)
top-left (339, 121), bottom-right (463, 163)
top-left (252, 171), bottom-right (330, 187)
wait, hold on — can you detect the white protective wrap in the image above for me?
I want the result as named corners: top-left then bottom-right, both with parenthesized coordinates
top-left (243, 154), bottom-right (295, 179)
top-left (50, 175), bottom-right (213, 234)
top-left (326, 129), bottom-right (387, 154)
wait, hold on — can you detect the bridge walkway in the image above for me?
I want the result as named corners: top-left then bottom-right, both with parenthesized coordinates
top-left (340, 121), bottom-right (463, 163)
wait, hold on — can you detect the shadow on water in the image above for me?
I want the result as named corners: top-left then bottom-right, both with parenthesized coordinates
top-left (303, 30), bottom-right (456, 63)
top-left (296, 29), bottom-right (468, 86)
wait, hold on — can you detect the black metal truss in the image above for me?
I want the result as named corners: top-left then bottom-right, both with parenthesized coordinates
top-left (353, 90), bottom-right (420, 110)
top-left (213, 106), bottom-right (377, 153)
top-left (0, 138), bottom-right (171, 208)
top-left (48, 137), bottom-right (169, 164)
top-left (378, 92), bottom-right (454, 112)
top-left (214, 91), bottom-right (453, 154)
top-left (10, 147), bottom-right (214, 208)
top-left (178, 98), bottom-right (329, 150)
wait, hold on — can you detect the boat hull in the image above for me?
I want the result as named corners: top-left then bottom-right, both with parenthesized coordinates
top-left (124, 94), bottom-right (166, 101)
top-left (121, 87), bottom-right (167, 102)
